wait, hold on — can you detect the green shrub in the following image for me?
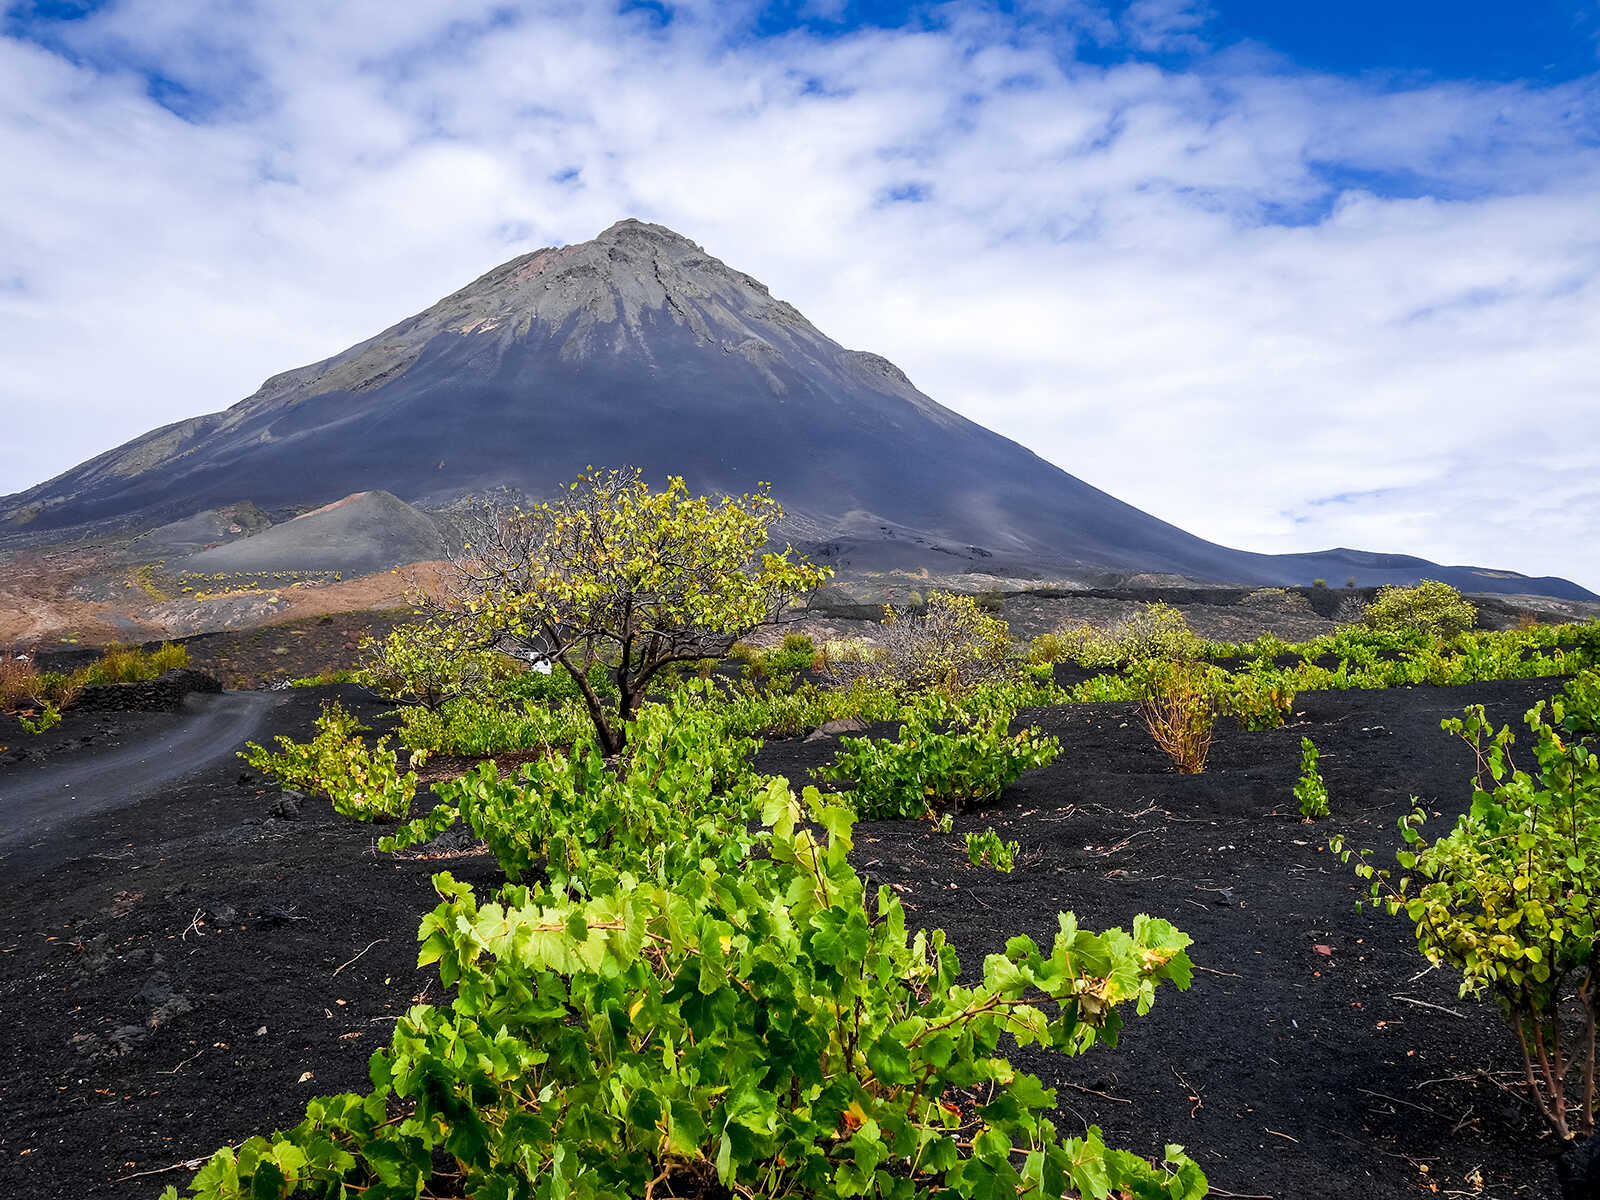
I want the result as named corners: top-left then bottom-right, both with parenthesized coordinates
top-left (395, 694), bottom-right (591, 756)
top-left (241, 702), bottom-right (424, 822)
top-left (382, 684), bottom-right (768, 891)
top-left (1363, 580), bottom-right (1477, 641)
top-left (160, 788), bottom-right (1202, 1200)
top-left (17, 702), bottom-right (61, 734)
top-left (289, 669), bottom-right (359, 687)
top-left (766, 631), bottom-right (818, 674)
top-left (1218, 667), bottom-right (1296, 730)
top-left (1331, 675), bottom-right (1600, 1141)
top-left (1040, 603), bottom-right (1201, 671)
top-left (358, 622), bottom-right (505, 710)
top-left (964, 826), bottom-right (1018, 872)
top-left (1293, 737), bottom-right (1329, 818)
top-left (815, 705), bottom-right (1059, 820)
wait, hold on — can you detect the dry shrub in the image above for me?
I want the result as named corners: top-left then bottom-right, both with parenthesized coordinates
top-left (0, 657), bottom-right (42, 713)
top-left (828, 592), bottom-right (1018, 697)
top-left (1135, 659), bottom-right (1218, 774)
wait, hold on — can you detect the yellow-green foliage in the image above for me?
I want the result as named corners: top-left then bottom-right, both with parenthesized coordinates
top-left (127, 562), bottom-right (169, 601)
top-left (1331, 678), bottom-right (1600, 1140)
top-left (1363, 580), bottom-right (1477, 641)
top-left (447, 468), bottom-right (830, 754)
top-left (241, 701), bottom-right (426, 822)
top-left (1034, 602), bottom-right (1201, 669)
top-left (78, 642), bottom-right (188, 686)
top-left (358, 623), bottom-right (503, 711)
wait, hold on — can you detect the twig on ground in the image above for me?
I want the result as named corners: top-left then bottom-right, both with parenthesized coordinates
top-left (332, 938), bottom-right (388, 977)
top-left (1391, 994), bottom-right (1469, 1020)
top-left (1265, 1129), bottom-right (1299, 1144)
top-left (1172, 1066), bottom-right (1204, 1117)
top-left (158, 1049), bottom-right (205, 1076)
top-left (1419, 1069), bottom-right (1536, 1112)
top-left (1057, 1080), bottom-right (1132, 1104)
top-left (113, 1154), bottom-right (219, 1182)
top-left (1357, 1088), bottom-right (1434, 1115)
top-left (1193, 965), bottom-right (1241, 978)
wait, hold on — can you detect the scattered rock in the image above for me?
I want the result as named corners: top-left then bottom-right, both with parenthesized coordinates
top-left (267, 790), bottom-right (305, 820)
top-left (804, 717), bottom-right (869, 743)
top-left (1558, 1133), bottom-right (1600, 1200)
top-left (138, 972), bottom-right (194, 1028)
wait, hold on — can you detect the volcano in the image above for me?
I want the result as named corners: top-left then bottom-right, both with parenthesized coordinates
top-left (1, 219), bottom-right (1590, 600)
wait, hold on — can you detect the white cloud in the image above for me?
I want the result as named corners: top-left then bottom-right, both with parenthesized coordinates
top-left (1, 1), bottom-right (1598, 589)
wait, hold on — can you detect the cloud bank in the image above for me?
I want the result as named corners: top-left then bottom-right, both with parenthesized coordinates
top-left (2, 0), bottom-right (1597, 587)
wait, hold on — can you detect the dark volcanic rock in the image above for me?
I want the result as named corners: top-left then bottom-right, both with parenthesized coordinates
top-left (1, 219), bottom-right (1590, 600)
top-left (73, 668), bottom-right (223, 714)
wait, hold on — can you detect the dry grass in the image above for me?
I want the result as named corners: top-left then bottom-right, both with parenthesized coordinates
top-left (0, 656), bottom-right (41, 712)
top-left (78, 642), bottom-right (187, 686)
top-left (1, 642), bottom-right (185, 716)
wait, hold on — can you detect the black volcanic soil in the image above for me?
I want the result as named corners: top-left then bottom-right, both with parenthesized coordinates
top-left (0, 679), bottom-right (1578, 1198)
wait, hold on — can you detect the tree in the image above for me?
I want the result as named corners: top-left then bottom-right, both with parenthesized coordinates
top-left (1363, 579), bottom-right (1477, 641)
top-left (438, 469), bottom-right (828, 754)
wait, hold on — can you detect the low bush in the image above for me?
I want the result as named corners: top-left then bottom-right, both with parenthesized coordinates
top-left (17, 702), bottom-right (61, 734)
top-left (964, 825), bottom-right (1018, 872)
top-left (3, 643), bottom-right (181, 724)
top-left (828, 591), bottom-right (1019, 697)
top-left (394, 694), bottom-right (590, 756)
top-left (1218, 667), bottom-right (1296, 730)
top-left (382, 685), bottom-right (769, 891)
top-left (288, 669), bottom-right (360, 688)
top-left (1038, 603), bottom-right (1202, 671)
top-left (1134, 659), bottom-right (1218, 774)
top-left (1331, 672), bottom-right (1600, 1142)
top-left (815, 705), bottom-right (1060, 820)
top-left (160, 788), bottom-right (1203, 1200)
top-left (766, 631), bottom-right (819, 674)
top-left (241, 702), bottom-right (425, 822)
top-left (358, 621), bottom-right (504, 710)
top-left (1293, 737), bottom-right (1329, 819)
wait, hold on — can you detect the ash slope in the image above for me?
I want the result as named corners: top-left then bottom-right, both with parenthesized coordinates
top-left (1, 219), bottom-right (1589, 601)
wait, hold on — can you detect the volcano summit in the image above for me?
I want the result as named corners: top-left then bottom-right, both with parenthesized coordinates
top-left (1, 219), bottom-right (1589, 600)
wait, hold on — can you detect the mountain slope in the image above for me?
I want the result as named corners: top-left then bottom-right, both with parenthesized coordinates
top-left (1, 219), bottom-right (1590, 601)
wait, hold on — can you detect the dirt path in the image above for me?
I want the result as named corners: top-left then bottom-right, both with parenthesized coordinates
top-left (0, 691), bottom-right (281, 857)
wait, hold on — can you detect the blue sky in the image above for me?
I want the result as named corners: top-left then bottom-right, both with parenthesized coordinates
top-left (746, 0), bottom-right (1600, 83)
top-left (1, 0), bottom-right (1598, 587)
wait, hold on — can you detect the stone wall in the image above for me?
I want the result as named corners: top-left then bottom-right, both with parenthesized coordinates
top-left (72, 669), bottom-right (223, 714)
